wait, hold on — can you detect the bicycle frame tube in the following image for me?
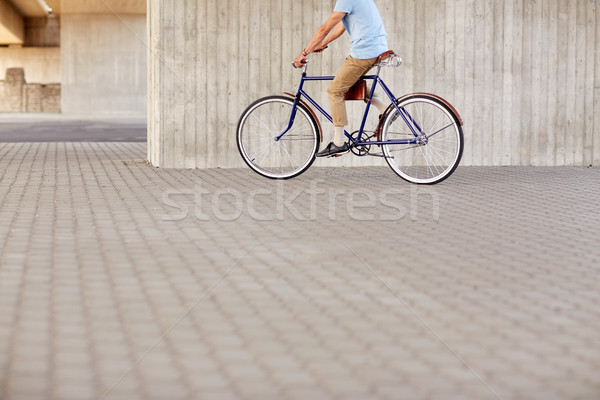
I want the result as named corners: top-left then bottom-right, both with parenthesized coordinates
top-left (278, 72), bottom-right (421, 146)
top-left (275, 74), bottom-right (335, 140)
top-left (358, 76), bottom-right (422, 146)
top-left (375, 77), bottom-right (423, 140)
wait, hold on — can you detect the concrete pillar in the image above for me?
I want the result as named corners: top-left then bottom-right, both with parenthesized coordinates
top-left (147, 0), bottom-right (192, 168)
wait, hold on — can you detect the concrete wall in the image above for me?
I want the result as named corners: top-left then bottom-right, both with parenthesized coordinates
top-left (61, 13), bottom-right (146, 115)
top-left (24, 16), bottom-right (60, 47)
top-left (0, 47), bottom-right (60, 83)
top-left (149, 0), bottom-right (600, 168)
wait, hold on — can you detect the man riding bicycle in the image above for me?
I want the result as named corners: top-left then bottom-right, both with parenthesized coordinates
top-left (293, 0), bottom-right (390, 158)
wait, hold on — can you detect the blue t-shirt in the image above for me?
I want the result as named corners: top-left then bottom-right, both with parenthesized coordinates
top-left (334, 0), bottom-right (388, 59)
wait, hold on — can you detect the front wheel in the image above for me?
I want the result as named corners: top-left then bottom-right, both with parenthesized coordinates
top-left (381, 94), bottom-right (464, 184)
top-left (237, 96), bottom-right (320, 179)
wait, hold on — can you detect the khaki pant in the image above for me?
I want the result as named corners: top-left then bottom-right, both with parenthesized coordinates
top-left (327, 55), bottom-right (379, 127)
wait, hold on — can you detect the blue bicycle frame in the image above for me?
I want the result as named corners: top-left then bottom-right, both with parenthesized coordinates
top-left (276, 69), bottom-right (424, 146)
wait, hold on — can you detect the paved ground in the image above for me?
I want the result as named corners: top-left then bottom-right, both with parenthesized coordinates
top-left (0, 141), bottom-right (599, 400)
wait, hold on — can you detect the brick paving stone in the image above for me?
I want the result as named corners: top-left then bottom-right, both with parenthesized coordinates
top-left (0, 142), bottom-right (600, 399)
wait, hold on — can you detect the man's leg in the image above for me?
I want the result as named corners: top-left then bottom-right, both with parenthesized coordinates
top-left (318, 56), bottom-right (377, 157)
top-left (328, 55), bottom-right (378, 129)
top-left (370, 93), bottom-right (389, 114)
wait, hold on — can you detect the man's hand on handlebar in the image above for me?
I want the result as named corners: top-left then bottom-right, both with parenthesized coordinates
top-left (293, 44), bottom-right (328, 68)
top-left (293, 53), bottom-right (308, 68)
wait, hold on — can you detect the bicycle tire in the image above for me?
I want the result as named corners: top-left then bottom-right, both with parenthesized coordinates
top-left (381, 94), bottom-right (464, 184)
top-left (237, 95), bottom-right (320, 179)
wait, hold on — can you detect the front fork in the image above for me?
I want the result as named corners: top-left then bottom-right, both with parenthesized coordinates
top-left (276, 93), bottom-right (302, 141)
top-left (276, 69), bottom-right (310, 141)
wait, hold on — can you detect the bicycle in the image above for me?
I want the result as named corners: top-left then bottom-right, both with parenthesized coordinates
top-left (237, 51), bottom-right (464, 184)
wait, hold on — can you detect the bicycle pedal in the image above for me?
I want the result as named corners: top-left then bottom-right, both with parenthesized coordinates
top-left (329, 152), bottom-right (349, 158)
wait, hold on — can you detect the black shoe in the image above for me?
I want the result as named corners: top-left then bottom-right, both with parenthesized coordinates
top-left (316, 142), bottom-right (350, 158)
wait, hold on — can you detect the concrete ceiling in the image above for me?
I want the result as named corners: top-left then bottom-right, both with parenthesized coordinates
top-left (61, 0), bottom-right (145, 15)
top-left (7, 0), bottom-right (146, 17)
top-left (0, 0), bottom-right (25, 44)
top-left (9, 0), bottom-right (60, 17)
top-left (0, 0), bottom-right (145, 44)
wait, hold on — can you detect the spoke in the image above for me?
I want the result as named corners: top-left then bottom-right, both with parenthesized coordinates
top-left (278, 140), bottom-right (283, 173)
top-left (417, 145), bottom-right (437, 178)
top-left (279, 135), bottom-right (313, 142)
top-left (420, 103), bottom-right (428, 134)
top-left (246, 136), bottom-right (276, 158)
top-left (255, 140), bottom-right (278, 167)
top-left (419, 142), bottom-right (442, 170)
top-left (426, 146), bottom-right (446, 176)
top-left (245, 136), bottom-right (276, 143)
top-left (269, 104), bottom-right (286, 133)
top-left (279, 140), bottom-right (303, 169)
top-left (428, 145), bottom-right (451, 171)
top-left (278, 133), bottom-right (316, 141)
top-left (386, 128), bottom-right (414, 137)
top-left (414, 104), bottom-right (423, 135)
top-left (252, 111), bottom-right (277, 135)
top-left (430, 109), bottom-right (447, 135)
top-left (418, 143), bottom-right (440, 174)
top-left (268, 106), bottom-right (279, 133)
top-left (434, 136), bottom-right (458, 163)
top-left (411, 143), bottom-right (423, 165)
top-left (414, 106), bottom-right (426, 137)
top-left (427, 144), bottom-right (449, 176)
top-left (429, 142), bottom-right (457, 158)
top-left (427, 122), bottom-right (454, 139)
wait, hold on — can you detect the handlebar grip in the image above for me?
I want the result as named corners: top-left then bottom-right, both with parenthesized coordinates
top-left (292, 59), bottom-right (308, 69)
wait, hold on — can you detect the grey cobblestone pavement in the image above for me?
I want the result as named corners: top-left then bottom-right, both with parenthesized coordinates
top-left (0, 142), bottom-right (599, 400)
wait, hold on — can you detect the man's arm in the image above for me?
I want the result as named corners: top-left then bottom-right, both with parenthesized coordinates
top-left (294, 12), bottom-right (346, 67)
top-left (317, 21), bottom-right (346, 50)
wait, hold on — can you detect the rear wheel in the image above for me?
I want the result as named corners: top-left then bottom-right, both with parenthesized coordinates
top-left (381, 95), bottom-right (463, 184)
top-left (237, 96), bottom-right (319, 179)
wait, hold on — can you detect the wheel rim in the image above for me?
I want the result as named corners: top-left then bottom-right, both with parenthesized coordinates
top-left (238, 98), bottom-right (318, 179)
top-left (382, 98), bottom-right (462, 184)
